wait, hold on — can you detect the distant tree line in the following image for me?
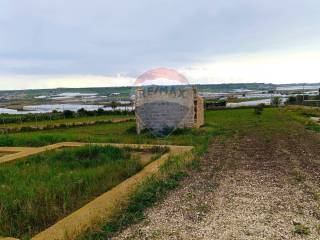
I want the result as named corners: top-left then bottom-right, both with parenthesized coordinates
top-left (286, 95), bottom-right (320, 106)
top-left (205, 100), bottom-right (227, 109)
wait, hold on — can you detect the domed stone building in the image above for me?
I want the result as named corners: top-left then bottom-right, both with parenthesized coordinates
top-left (135, 86), bottom-right (204, 135)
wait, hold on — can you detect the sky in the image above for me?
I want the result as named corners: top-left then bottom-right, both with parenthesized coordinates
top-left (0, 0), bottom-right (320, 90)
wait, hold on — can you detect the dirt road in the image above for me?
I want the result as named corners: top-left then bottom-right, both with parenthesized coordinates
top-left (113, 122), bottom-right (320, 239)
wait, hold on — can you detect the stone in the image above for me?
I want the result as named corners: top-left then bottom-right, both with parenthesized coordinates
top-left (135, 86), bottom-right (204, 135)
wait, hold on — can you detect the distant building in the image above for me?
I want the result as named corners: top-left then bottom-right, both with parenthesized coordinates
top-left (110, 93), bottom-right (121, 96)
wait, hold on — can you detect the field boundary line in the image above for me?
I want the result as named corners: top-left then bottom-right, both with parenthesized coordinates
top-left (0, 142), bottom-right (193, 165)
top-left (0, 142), bottom-right (193, 240)
top-left (0, 117), bottom-right (134, 134)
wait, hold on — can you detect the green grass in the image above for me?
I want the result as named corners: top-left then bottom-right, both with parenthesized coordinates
top-left (0, 114), bottom-right (130, 129)
top-left (0, 116), bottom-right (220, 148)
top-left (284, 106), bottom-right (320, 133)
top-left (227, 97), bottom-right (269, 103)
top-left (0, 145), bottom-right (143, 239)
top-left (77, 106), bottom-right (320, 239)
top-left (1, 107), bottom-right (317, 239)
top-left (293, 222), bottom-right (311, 235)
top-left (0, 108), bottom-right (290, 150)
top-left (78, 153), bottom-right (192, 240)
top-left (0, 107), bottom-right (307, 149)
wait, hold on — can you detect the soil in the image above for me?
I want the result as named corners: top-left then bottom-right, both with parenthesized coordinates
top-left (113, 123), bottom-right (320, 239)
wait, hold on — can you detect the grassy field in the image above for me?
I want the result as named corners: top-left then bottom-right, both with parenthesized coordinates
top-left (0, 145), bottom-right (147, 239)
top-left (1, 106), bottom-right (319, 239)
top-left (0, 106), bottom-right (316, 147)
top-left (284, 106), bottom-right (320, 132)
top-left (227, 97), bottom-right (269, 103)
top-left (0, 114), bottom-right (131, 129)
top-left (77, 106), bottom-right (320, 239)
top-left (0, 118), bottom-right (219, 151)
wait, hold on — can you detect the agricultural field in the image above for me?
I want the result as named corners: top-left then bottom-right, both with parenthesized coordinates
top-left (1, 106), bottom-right (320, 239)
top-left (110, 107), bottom-right (320, 240)
top-left (0, 112), bottom-right (217, 148)
top-left (0, 144), bottom-right (169, 239)
top-left (0, 107), bottom-right (318, 152)
top-left (0, 114), bottom-right (133, 133)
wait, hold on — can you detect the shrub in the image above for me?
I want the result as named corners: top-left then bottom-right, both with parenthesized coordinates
top-left (63, 110), bottom-right (74, 118)
top-left (271, 96), bottom-right (282, 106)
top-left (97, 108), bottom-right (105, 116)
top-left (77, 108), bottom-right (88, 117)
top-left (254, 104), bottom-right (265, 115)
top-left (110, 101), bottom-right (118, 110)
top-left (286, 96), bottom-right (297, 105)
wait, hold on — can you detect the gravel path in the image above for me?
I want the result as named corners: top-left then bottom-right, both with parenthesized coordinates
top-left (113, 124), bottom-right (320, 239)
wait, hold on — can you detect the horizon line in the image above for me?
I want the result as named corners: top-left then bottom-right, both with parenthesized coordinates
top-left (0, 82), bottom-right (320, 92)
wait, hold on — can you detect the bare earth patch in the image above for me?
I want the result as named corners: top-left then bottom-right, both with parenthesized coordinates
top-left (113, 123), bottom-right (320, 239)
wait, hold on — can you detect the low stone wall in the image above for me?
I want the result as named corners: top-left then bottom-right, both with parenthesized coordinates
top-left (0, 142), bottom-right (193, 240)
top-left (0, 118), bottom-right (133, 134)
top-left (195, 96), bottom-right (205, 128)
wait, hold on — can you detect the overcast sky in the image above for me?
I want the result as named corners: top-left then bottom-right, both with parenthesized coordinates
top-left (0, 0), bottom-right (320, 89)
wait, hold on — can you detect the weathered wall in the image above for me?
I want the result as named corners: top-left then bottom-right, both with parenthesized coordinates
top-left (195, 96), bottom-right (204, 128)
top-left (135, 87), bottom-right (196, 134)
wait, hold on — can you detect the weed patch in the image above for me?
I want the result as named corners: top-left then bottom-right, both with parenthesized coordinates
top-left (293, 222), bottom-right (310, 235)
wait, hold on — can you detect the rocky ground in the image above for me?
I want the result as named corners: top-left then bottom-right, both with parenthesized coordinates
top-left (113, 118), bottom-right (320, 240)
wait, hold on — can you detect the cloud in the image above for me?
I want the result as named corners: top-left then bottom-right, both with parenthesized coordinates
top-left (180, 50), bottom-right (320, 84)
top-left (0, 75), bottom-right (135, 90)
top-left (3, 49), bottom-right (320, 90)
top-left (0, 0), bottom-right (320, 88)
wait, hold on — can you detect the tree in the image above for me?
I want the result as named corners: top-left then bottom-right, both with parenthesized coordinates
top-left (110, 101), bottom-right (118, 110)
top-left (97, 108), bottom-right (105, 115)
top-left (271, 96), bottom-right (282, 106)
top-left (63, 110), bottom-right (74, 119)
top-left (77, 108), bottom-right (87, 117)
top-left (286, 96), bottom-right (297, 105)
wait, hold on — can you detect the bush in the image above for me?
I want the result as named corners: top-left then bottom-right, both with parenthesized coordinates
top-left (63, 110), bottom-right (74, 118)
top-left (271, 96), bottom-right (282, 106)
top-left (110, 101), bottom-right (118, 110)
top-left (286, 96), bottom-right (297, 105)
top-left (254, 104), bottom-right (265, 115)
top-left (77, 108), bottom-right (88, 117)
top-left (97, 108), bottom-right (105, 116)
